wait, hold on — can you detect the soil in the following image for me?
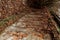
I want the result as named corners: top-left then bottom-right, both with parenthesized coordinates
top-left (0, 0), bottom-right (59, 40)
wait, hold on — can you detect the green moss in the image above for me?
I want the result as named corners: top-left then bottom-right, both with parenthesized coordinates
top-left (0, 15), bottom-right (16, 26)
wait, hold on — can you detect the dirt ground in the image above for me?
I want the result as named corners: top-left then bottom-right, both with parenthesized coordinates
top-left (0, 0), bottom-right (60, 40)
